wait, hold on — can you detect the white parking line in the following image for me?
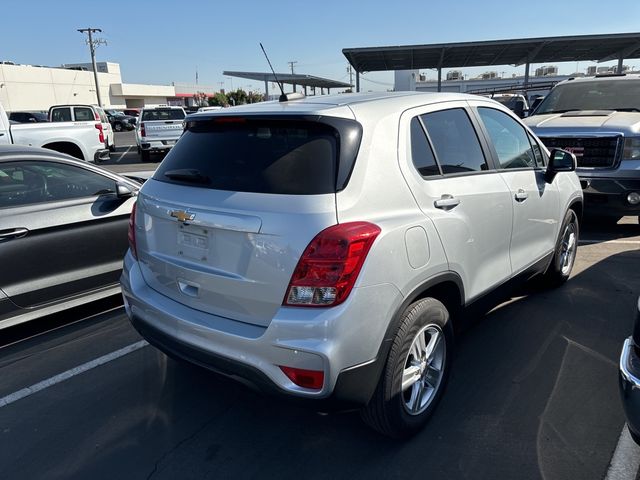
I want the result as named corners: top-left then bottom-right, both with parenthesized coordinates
top-left (0, 340), bottom-right (148, 408)
top-left (114, 145), bottom-right (132, 163)
top-left (605, 425), bottom-right (640, 480)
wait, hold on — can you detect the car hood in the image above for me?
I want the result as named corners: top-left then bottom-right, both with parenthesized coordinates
top-left (524, 111), bottom-right (640, 136)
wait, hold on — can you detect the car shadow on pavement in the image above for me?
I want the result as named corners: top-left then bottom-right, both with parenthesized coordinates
top-left (27, 249), bottom-right (639, 480)
top-left (89, 249), bottom-right (636, 480)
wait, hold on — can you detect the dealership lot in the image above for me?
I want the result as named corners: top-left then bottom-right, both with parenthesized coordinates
top-left (0, 217), bottom-right (638, 479)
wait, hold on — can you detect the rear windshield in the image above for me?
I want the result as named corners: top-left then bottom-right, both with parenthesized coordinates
top-left (141, 109), bottom-right (186, 121)
top-left (154, 118), bottom-right (340, 194)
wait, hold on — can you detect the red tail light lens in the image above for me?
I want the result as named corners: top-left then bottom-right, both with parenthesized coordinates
top-left (128, 202), bottom-right (138, 259)
top-left (140, 122), bottom-right (146, 137)
top-left (94, 110), bottom-right (100, 121)
top-left (279, 366), bottom-right (324, 390)
top-left (284, 222), bottom-right (381, 307)
top-left (95, 123), bottom-right (104, 143)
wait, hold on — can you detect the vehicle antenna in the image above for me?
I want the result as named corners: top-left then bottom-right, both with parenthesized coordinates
top-left (259, 43), bottom-right (287, 102)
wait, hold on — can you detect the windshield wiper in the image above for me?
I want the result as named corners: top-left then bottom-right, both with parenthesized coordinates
top-left (163, 169), bottom-right (210, 184)
top-left (614, 108), bottom-right (640, 112)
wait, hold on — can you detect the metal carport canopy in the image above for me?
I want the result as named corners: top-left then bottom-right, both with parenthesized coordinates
top-left (222, 71), bottom-right (352, 96)
top-left (342, 32), bottom-right (640, 72)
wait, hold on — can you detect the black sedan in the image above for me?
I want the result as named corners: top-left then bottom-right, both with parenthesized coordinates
top-left (0, 146), bottom-right (140, 329)
top-left (619, 297), bottom-right (640, 443)
top-left (105, 110), bottom-right (136, 132)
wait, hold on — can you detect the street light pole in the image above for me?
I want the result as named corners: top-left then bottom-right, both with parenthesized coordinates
top-left (77, 27), bottom-right (107, 107)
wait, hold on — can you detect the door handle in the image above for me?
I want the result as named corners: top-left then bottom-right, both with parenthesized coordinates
top-left (515, 189), bottom-right (529, 202)
top-left (434, 195), bottom-right (460, 210)
top-left (0, 227), bottom-right (29, 241)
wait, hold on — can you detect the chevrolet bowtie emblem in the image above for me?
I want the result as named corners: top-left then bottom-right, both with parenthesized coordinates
top-left (170, 210), bottom-right (196, 223)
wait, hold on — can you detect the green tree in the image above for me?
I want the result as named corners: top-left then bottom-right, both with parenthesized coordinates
top-left (208, 92), bottom-right (229, 107)
top-left (227, 89), bottom-right (248, 106)
top-left (247, 91), bottom-right (265, 104)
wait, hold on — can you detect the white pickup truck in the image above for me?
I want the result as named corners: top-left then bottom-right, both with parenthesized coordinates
top-left (135, 106), bottom-right (186, 162)
top-left (0, 102), bottom-right (109, 162)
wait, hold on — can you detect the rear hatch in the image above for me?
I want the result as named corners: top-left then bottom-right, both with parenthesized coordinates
top-left (135, 115), bottom-right (362, 327)
top-left (141, 108), bottom-right (185, 141)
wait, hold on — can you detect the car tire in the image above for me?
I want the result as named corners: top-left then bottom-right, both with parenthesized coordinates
top-left (542, 208), bottom-right (579, 286)
top-left (140, 150), bottom-right (150, 163)
top-left (109, 142), bottom-right (116, 152)
top-left (114, 123), bottom-right (123, 132)
top-left (361, 297), bottom-right (453, 438)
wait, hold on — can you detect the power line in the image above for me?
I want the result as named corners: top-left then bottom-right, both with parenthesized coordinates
top-left (77, 27), bottom-right (107, 107)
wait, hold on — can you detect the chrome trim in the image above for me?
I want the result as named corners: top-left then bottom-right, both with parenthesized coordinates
top-left (620, 338), bottom-right (640, 387)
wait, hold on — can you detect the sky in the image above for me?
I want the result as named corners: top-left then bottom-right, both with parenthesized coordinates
top-left (3, 0), bottom-right (640, 93)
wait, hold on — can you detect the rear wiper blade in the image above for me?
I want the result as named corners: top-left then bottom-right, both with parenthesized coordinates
top-left (163, 169), bottom-right (210, 184)
top-left (614, 108), bottom-right (640, 112)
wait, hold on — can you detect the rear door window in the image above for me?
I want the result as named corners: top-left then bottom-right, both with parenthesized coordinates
top-left (154, 119), bottom-right (340, 195)
top-left (420, 108), bottom-right (489, 174)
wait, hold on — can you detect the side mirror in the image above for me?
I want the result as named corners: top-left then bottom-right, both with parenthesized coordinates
top-left (116, 182), bottom-right (136, 198)
top-left (546, 149), bottom-right (576, 182)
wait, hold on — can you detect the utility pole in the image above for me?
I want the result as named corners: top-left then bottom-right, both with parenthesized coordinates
top-left (347, 64), bottom-right (354, 90)
top-left (77, 27), bottom-right (107, 107)
top-left (288, 61), bottom-right (298, 92)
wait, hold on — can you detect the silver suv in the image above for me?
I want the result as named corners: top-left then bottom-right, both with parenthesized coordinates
top-left (121, 92), bottom-right (583, 437)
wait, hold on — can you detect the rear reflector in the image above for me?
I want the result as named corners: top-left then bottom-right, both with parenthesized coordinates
top-left (140, 122), bottom-right (146, 137)
top-left (279, 366), bottom-right (324, 390)
top-left (284, 222), bottom-right (381, 307)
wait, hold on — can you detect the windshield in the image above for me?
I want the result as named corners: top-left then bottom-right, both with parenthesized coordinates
top-left (535, 79), bottom-right (640, 114)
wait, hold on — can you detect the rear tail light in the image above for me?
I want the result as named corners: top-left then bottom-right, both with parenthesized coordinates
top-left (95, 123), bottom-right (104, 143)
top-left (279, 366), bottom-right (324, 390)
top-left (140, 122), bottom-right (146, 137)
top-left (94, 110), bottom-right (100, 121)
top-left (284, 222), bottom-right (381, 307)
top-left (128, 202), bottom-right (138, 259)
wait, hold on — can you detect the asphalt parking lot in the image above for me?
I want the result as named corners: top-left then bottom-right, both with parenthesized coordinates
top-left (0, 210), bottom-right (638, 479)
top-left (101, 130), bottom-right (163, 174)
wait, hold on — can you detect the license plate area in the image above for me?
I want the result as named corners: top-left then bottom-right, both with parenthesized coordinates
top-left (177, 225), bottom-right (210, 260)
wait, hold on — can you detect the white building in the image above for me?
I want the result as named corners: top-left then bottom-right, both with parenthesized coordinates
top-left (0, 61), bottom-right (178, 111)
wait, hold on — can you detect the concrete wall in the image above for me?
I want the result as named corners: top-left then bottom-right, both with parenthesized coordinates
top-left (0, 62), bottom-right (174, 112)
top-left (0, 64), bottom-right (119, 111)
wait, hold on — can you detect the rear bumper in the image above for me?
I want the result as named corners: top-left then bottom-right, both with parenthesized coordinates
top-left (578, 175), bottom-right (640, 217)
top-left (139, 139), bottom-right (177, 152)
top-left (620, 338), bottom-right (640, 443)
top-left (94, 148), bottom-right (110, 162)
top-left (120, 252), bottom-right (401, 408)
